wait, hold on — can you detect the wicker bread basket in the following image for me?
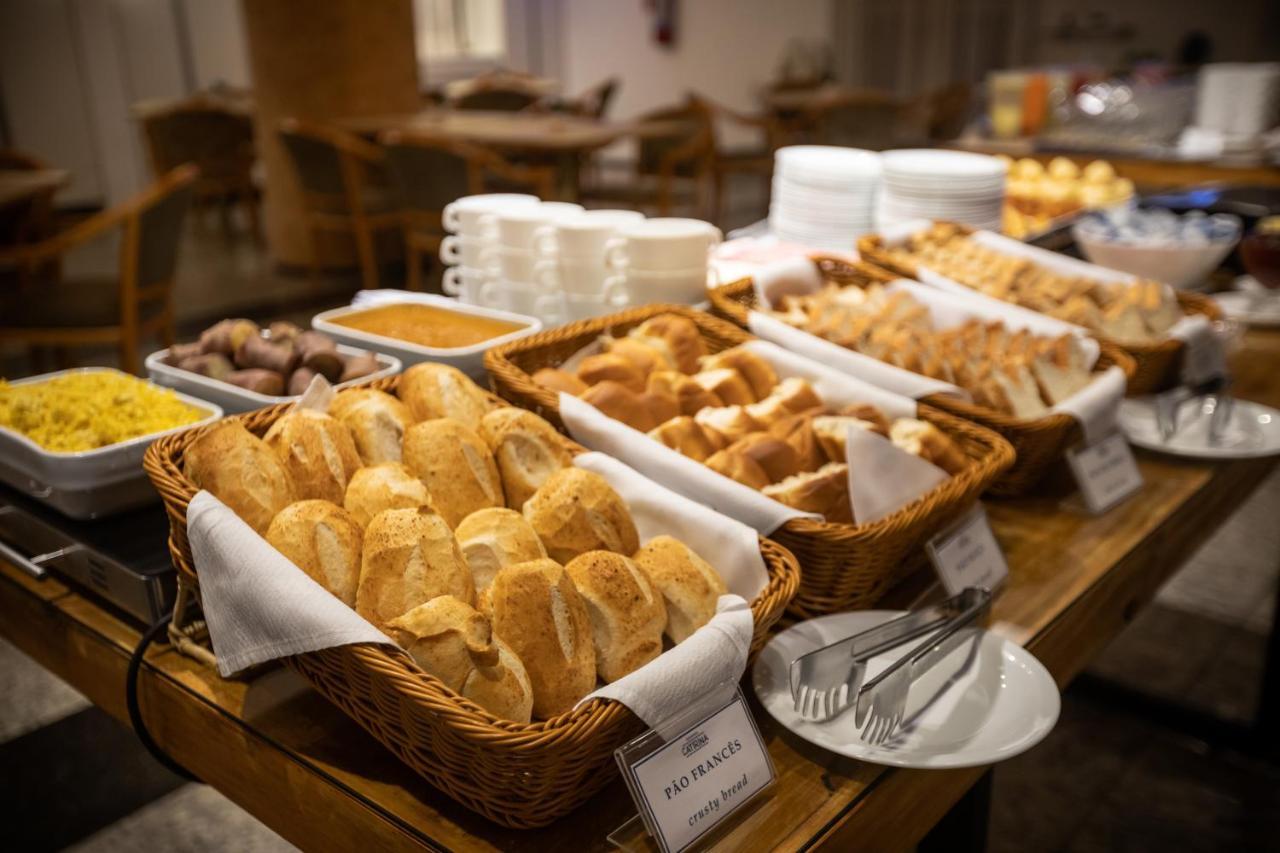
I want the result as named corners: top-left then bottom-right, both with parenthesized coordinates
top-left (142, 375), bottom-right (799, 828)
top-left (856, 229), bottom-right (1221, 395)
top-left (483, 304), bottom-right (1014, 618)
top-left (706, 257), bottom-right (1137, 497)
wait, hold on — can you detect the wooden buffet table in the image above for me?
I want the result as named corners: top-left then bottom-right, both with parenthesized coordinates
top-left (1, 330), bottom-right (1277, 852)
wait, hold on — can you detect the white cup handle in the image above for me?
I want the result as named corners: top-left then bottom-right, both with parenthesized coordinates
top-left (440, 235), bottom-right (462, 264)
top-left (705, 265), bottom-right (721, 292)
top-left (532, 260), bottom-right (559, 294)
top-left (443, 202), bottom-right (461, 232)
top-left (532, 226), bottom-right (557, 257)
top-left (478, 279), bottom-right (502, 308)
top-left (443, 267), bottom-right (462, 296)
top-left (602, 274), bottom-right (629, 308)
top-left (479, 244), bottom-right (502, 272)
top-left (603, 237), bottom-right (627, 272)
top-left (534, 294), bottom-right (565, 324)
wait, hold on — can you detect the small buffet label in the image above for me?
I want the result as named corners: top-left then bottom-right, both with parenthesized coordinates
top-left (927, 506), bottom-right (1008, 596)
top-left (617, 688), bottom-right (774, 853)
top-left (1067, 433), bottom-right (1144, 515)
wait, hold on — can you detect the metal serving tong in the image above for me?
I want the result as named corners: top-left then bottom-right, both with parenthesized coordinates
top-left (790, 588), bottom-right (991, 737)
top-left (1155, 376), bottom-right (1234, 446)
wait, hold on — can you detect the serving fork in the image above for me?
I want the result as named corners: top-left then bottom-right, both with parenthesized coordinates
top-left (789, 589), bottom-right (980, 724)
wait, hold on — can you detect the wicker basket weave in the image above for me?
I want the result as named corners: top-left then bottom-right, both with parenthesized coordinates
top-left (856, 231), bottom-right (1221, 395)
top-left (483, 304), bottom-right (1014, 618)
top-left (706, 257), bottom-right (1137, 497)
top-left (142, 375), bottom-right (800, 828)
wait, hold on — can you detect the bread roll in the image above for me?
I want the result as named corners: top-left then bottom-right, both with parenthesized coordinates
top-left (343, 462), bottom-right (433, 528)
top-left (183, 421), bottom-right (295, 534)
top-left (813, 415), bottom-right (882, 463)
top-left (705, 449), bottom-right (771, 490)
top-left (632, 315), bottom-right (707, 373)
top-left (399, 362), bottom-right (492, 431)
top-left (523, 468), bottom-right (639, 562)
top-left (328, 388), bottom-right (413, 465)
top-left (356, 506), bottom-right (473, 628)
top-left (532, 367), bottom-right (588, 397)
top-left (836, 402), bottom-right (890, 436)
top-left (386, 595), bottom-right (533, 723)
top-left (455, 507), bottom-right (547, 596)
top-left (485, 559), bottom-right (596, 718)
top-left (727, 433), bottom-right (801, 483)
top-left (565, 551), bottom-right (667, 682)
top-left (266, 500), bottom-right (363, 605)
top-left (768, 409), bottom-right (827, 471)
top-left (695, 405), bottom-right (761, 443)
top-left (700, 347), bottom-right (778, 398)
top-left (262, 409), bottom-right (362, 504)
top-left (889, 418), bottom-right (966, 474)
top-left (603, 337), bottom-right (675, 375)
top-left (772, 377), bottom-right (824, 413)
top-left (763, 463), bottom-right (852, 523)
top-left (580, 380), bottom-right (656, 432)
top-left (648, 416), bottom-right (725, 462)
top-left (647, 370), bottom-right (722, 415)
top-left (403, 419), bottom-right (503, 528)
top-left (577, 352), bottom-right (645, 392)
top-left (479, 407), bottom-right (574, 508)
top-left (633, 535), bottom-right (727, 643)
top-left (745, 395), bottom-right (793, 427)
top-left (693, 368), bottom-right (755, 406)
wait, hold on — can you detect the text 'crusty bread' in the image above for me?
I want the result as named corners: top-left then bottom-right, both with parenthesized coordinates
top-left (262, 409), bottom-right (362, 504)
top-left (386, 595), bottom-right (533, 723)
top-left (454, 507), bottom-right (547, 597)
top-left (485, 559), bottom-right (596, 718)
top-left (183, 421), bottom-right (295, 535)
top-left (328, 388), bottom-right (413, 465)
top-left (632, 535), bottom-right (727, 643)
top-left (343, 462), bottom-right (434, 528)
top-left (402, 419), bottom-right (503, 529)
top-left (522, 468), bottom-right (640, 563)
top-left (356, 506), bottom-right (473, 629)
top-left (398, 362), bottom-right (492, 431)
top-left (565, 550), bottom-right (667, 683)
top-left (266, 500), bottom-right (363, 606)
top-left (479, 407), bottom-right (574, 509)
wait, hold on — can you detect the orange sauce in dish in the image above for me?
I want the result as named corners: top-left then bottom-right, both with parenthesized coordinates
top-left (330, 303), bottom-right (526, 349)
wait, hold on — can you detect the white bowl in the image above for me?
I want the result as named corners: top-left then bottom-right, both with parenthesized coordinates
top-left (1073, 229), bottom-right (1238, 288)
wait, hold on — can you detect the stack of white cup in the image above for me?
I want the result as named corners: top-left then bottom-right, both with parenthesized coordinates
top-left (440, 194), bottom-right (540, 305)
top-left (479, 201), bottom-right (585, 315)
top-left (532, 209), bottom-right (647, 321)
top-left (603, 218), bottom-right (723, 306)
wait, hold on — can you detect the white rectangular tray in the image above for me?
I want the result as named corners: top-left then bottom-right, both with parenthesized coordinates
top-left (0, 368), bottom-right (223, 519)
top-left (146, 344), bottom-right (401, 414)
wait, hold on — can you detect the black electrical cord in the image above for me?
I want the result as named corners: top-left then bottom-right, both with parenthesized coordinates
top-left (125, 614), bottom-right (200, 782)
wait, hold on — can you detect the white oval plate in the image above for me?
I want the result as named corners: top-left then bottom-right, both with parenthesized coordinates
top-left (1214, 292), bottom-right (1280, 328)
top-left (752, 610), bottom-right (1060, 769)
top-left (1119, 396), bottom-right (1280, 459)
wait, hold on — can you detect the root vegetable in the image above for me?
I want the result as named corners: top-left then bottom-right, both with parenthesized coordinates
top-left (235, 334), bottom-right (298, 374)
top-left (287, 367), bottom-right (317, 396)
top-left (339, 352), bottom-right (382, 383)
top-left (166, 341), bottom-right (206, 364)
top-left (177, 353), bottom-right (234, 381)
top-left (268, 321), bottom-right (303, 343)
top-left (226, 369), bottom-right (285, 396)
top-left (199, 319), bottom-right (259, 355)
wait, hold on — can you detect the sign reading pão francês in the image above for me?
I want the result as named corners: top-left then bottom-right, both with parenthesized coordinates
top-left (617, 689), bottom-right (775, 853)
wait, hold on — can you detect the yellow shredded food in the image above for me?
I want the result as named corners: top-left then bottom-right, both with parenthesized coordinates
top-left (0, 372), bottom-right (207, 453)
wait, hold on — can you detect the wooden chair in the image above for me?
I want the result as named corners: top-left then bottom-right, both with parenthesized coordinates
top-left (0, 165), bottom-right (198, 375)
top-left (380, 130), bottom-right (554, 292)
top-left (0, 148), bottom-right (59, 248)
top-left (806, 88), bottom-right (908, 151)
top-left (580, 97), bottom-right (716, 218)
top-left (136, 97), bottom-right (259, 237)
top-left (691, 94), bottom-right (784, 224)
top-left (545, 77), bottom-right (620, 119)
top-left (452, 88), bottom-right (541, 112)
top-left (278, 118), bottom-right (403, 290)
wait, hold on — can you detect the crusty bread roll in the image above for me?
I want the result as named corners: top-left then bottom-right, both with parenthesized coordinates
top-left (695, 405), bottom-right (761, 444)
top-left (603, 337), bottom-right (676, 375)
top-left (768, 409), bottom-right (827, 471)
top-left (633, 535), bottom-right (727, 643)
top-left (836, 402), bottom-right (890, 436)
top-left (399, 362), bottom-right (492, 431)
top-left (262, 409), bottom-right (362, 504)
top-left (328, 388), bottom-right (413, 465)
top-left (699, 347), bottom-right (779, 398)
top-left (485, 559), bottom-right (596, 718)
top-left (647, 370), bottom-right (722, 415)
top-left (580, 380), bottom-right (657, 432)
top-left (889, 418), bottom-right (966, 474)
top-left (183, 421), bottom-right (295, 535)
top-left (532, 367), bottom-right (588, 397)
top-left (356, 506), bottom-right (473, 628)
top-left (343, 462), bottom-right (433, 528)
top-left (386, 595), bottom-right (533, 723)
top-left (479, 407), bottom-right (574, 509)
top-left (763, 462), bottom-right (852, 523)
top-left (454, 507), bottom-right (547, 596)
top-left (727, 433), bottom-right (801, 483)
top-left (772, 377), bottom-right (824, 413)
top-left (648, 416), bottom-right (725, 462)
top-left (693, 368), bottom-right (755, 406)
top-left (402, 419), bottom-right (503, 528)
top-left (523, 468), bottom-right (639, 562)
top-left (813, 415), bottom-right (881, 463)
top-left (565, 551), bottom-right (667, 683)
top-left (266, 500), bottom-right (363, 606)
top-left (577, 352), bottom-right (645, 392)
top-left (705, 448), bottom-right (771, 490)
top-left (632, 315), bottom-right (706, 373)
top-left (745, 395), bottom-right (793, 427)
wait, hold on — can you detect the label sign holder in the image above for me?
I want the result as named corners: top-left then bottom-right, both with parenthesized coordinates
top-left (1065, 432), bottom-right (1144, 515)
top-left (611, 681), bottom-right (776, 853)
top-left (926, 505), bottom-right (1008, 596)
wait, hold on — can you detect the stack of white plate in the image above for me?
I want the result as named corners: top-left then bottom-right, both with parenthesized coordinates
top-left (877, 150), bottom-right (1005, 232)
top-left (768, 146), bottom-right (881, 251)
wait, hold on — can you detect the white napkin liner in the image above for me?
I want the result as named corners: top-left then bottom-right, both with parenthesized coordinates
top-left (844, 424), bottom-right (948, 524)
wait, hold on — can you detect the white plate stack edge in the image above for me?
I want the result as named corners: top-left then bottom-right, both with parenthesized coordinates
top-left (876, 149), bottom-right (1006, 233)
top-left (768, 145), bottom-right (881, 251)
